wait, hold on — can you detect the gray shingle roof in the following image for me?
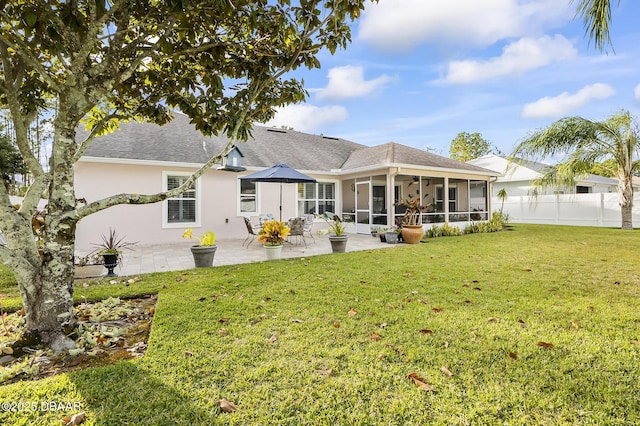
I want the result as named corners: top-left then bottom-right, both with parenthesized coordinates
top-left (341, 142), bottom-right (493, 173)
top-left (78, 113), bottom-right (364, 171)
top-left (78, 113), bottom-right (495, 175)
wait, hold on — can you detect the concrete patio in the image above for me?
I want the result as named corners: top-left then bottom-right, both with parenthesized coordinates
top-left (111, 233), bottom-right (398, 276)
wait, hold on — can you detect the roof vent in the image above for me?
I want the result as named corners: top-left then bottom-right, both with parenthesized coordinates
top-left (267, 128), bottom-right (287, 134)
top-left (322, 136), bottom-right (339, 140)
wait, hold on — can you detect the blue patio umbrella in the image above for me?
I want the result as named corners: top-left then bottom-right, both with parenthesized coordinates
top-left (240, 163), bottom-right (316, 221)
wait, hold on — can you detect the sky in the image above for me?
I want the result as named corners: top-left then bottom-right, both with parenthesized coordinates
top-left (264, 0), bottom-right (640, 157)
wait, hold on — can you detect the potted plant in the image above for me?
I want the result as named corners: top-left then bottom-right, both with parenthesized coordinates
top-left (384, 226), bottom-right (399, 244)
top-left (182, 228), bottom-right (217, 267)
top-left (92, 228), bottom-right (137, 276)
top-left (377, 227), bottom-right (388, 242)
top-left (318, 213), bottom-right (348, 253)
top-left (397, 198), bottom-right (431, 244)
top-left (257, 220), bottom-right (290, 260)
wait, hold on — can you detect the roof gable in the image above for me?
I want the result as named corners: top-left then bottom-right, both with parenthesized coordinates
top-left (342, 142), bottom-right (493, 173)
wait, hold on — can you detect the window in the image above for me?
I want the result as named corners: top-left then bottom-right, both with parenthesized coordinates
top-left (298, 182), bottom-right (335, 216)
top-left (576, 185), bottom-right (592, 194)
top-left (240, 180), bottom-right (257, 213)
top-left (163, 172), bottom-right (200, 228)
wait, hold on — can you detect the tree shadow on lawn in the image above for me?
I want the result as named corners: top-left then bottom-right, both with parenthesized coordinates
top-left (67, 361), bottom-right (218, 424)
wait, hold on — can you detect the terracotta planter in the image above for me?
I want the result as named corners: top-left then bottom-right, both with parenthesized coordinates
top-left (401, 225), bottom-right (424, 244)
top-left (329, 235), bottom-right (348, 253)
top-left (190, 245), bottom-right (217, 267)
top-left (264, 244), bottom-right (283, 260)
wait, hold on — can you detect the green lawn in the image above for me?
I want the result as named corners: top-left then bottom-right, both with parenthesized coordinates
top-left (2, 224), bottom-right (640, 425)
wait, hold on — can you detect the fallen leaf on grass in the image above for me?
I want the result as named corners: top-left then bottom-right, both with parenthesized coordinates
top-left (219, 328), bottom-right (229, 336)
top-left (537, 342), bottom-right (555, 349)
top-left (185, 350), bottom-right (195, 357)
top-left (487, 317), bottom-right (500, 323)
top-left (63, 411), bottom-right (86, 425)
top-left (630, 340), bottom-right (640, 346)
top-left (219, 398), bottom-right (238, 413)
top-left (219, 318), bottom-right (229, 324)
top-left (371, 331), bottom-right (382, 341)
top-left (317, 368), bottom-right (333, 377)
top-left (347, 308), bottom-right (358, 316)
top-left (407, 372), bottom-right (435, 391)
top-left (432, 307), bottom-right (444, 313)
top-left (509, 352), bottom-right (518, 359)
top-left (440, 366), bottom-right (454, 377)
top-left (420, 329), bottom-right (434, 335)
top-left (473, 287), bottom-right (482, 291)
top-left (290, 318), bottom-right (304, 323)
top-left (332, 322), bottom-right (340, 328)
top-left (2, 346), bottom-right (13, 354)
top-left (587, 306), bottom-right (594, 311)
top-left (570, 320), bottom-right (579, 330)
top-left (444, 341), bottom-right (449, 348)
top-left (268, 334), bottom-right (278, 343)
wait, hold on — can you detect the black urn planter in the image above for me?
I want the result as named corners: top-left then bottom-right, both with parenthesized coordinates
top-left (101, 253), bottom-right (119, 277)
top-left (190, 245), bottom-right (217, 267)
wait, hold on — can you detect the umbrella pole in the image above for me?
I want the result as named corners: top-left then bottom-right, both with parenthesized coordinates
top-left (279, 183), bottom-right (283, 222)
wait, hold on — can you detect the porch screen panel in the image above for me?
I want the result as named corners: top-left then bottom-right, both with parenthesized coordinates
top-left (167, 175), bottom-right (196, 223)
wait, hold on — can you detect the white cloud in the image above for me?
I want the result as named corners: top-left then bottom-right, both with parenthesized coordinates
top-left (521, 83), bottom-right (615, 118)
top-left (263, 104), bottom-right (348, 133)
top-left (445, 35), bottom-right (577, 84)
top-left (316, 66), bottom-right (393, 100)
top-left (635, 83), bottom-right (640, 101)
top-left (358, 0), bottom-right (572, 51)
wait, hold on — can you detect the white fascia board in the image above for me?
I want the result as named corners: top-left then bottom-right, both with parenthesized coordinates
top-left (335, 163), bottom-right (501, 178)
top-left (78, 156), bottom-right (206, 169)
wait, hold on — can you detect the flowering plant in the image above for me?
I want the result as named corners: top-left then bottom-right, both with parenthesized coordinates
top-left (258, 220), bottom-right (290, 246)
top-left (182, 228), bottom-right (216, 246)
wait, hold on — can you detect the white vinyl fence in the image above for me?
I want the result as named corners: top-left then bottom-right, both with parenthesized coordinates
top-left (496, 193), bottom-right (640, 228)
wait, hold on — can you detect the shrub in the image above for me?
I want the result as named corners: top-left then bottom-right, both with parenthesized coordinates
top-left (425, 223), bottom-right (461, 238)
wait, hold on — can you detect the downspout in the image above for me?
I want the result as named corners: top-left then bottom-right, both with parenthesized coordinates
top-left (488, 176), bottom-right (498, 219)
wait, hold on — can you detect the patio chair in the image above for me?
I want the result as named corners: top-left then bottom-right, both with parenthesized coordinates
top-left (287, 217), bottom-right (306, 248)
top-left (302, 213), bottom-right (315, 243)
top-left (243, 217), bottom-right (261, 248)
top-left (259, 213), bottom-right (275, 226)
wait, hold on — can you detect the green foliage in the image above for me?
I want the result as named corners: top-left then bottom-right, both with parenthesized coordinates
top-left (574, 0), bottom-right (616, 52)
top-left (425, 222), bottom-right (462, 238)
top-left (0, 133), bottom-right (26, 189)
top-left (449, 131), bottom-right (493, 162)
top-left (464, 214), bottom-right (507, 234)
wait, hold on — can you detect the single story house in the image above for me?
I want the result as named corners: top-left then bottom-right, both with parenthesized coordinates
top-left (466, 154), bottom-right (637, 197)
top-left (74, 113), bottom-right (498, 250)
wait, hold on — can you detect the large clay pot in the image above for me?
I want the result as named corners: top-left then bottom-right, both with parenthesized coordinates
top-left (329, 235), bottom-right (348, 253)
top-left (264, 244), bottom-right (283, 260)
top-left (190, 245), bottom-right (217, 267)
top-left (401, 225), bottom-right (424, 244)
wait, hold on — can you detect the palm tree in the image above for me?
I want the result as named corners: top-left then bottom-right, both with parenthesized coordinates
top-left (573, 0), bottom-right (618, 51)
top-left (511, 110), bottom-right (639, 230)
top-left (496, 188), bottom-right (508, 214)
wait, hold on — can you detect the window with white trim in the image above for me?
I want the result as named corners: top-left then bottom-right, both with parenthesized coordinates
top-left (240, 179), bottom-right (257, 213)
top-left (163, 172), bottom-right (200, 227)
top-left (298, 182), bottom-right (335, 216)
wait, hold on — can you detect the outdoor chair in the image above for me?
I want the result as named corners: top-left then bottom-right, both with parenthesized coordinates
top-left (303, 213), bottom-right (315, 243)
top-left (243, 217), bottom-right (261, 248)
top-left (287, 217), bottom-right (306, 248)
top-left (259, 213), bottom-right (275, 226)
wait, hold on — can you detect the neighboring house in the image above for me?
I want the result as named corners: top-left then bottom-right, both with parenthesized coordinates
top-left (467, 154), bottom-right (634, 196)
top-left (74, 113), bottom-right (498, 250)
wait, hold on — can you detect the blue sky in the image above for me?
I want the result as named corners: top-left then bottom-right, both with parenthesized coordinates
top-left (265, 0), bottom-right (640, 156)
